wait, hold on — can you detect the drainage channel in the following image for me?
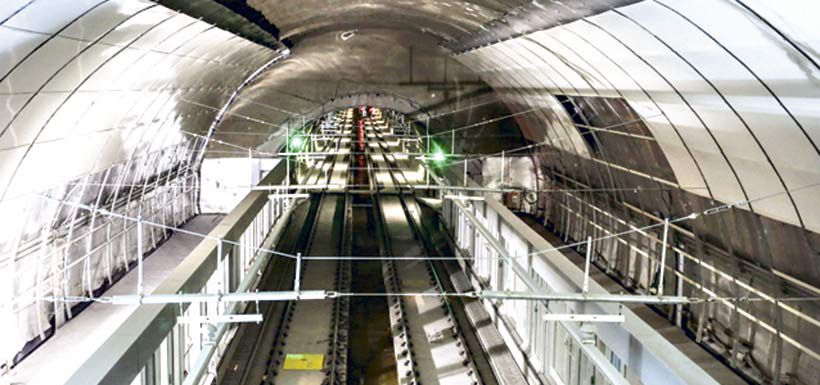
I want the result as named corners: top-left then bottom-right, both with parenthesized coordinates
top-left (348, 193), bottom-right (398, 385)
top-left (347, 106), bottom-right (398, 385)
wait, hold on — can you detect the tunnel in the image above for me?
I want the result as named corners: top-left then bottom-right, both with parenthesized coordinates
top-left (0, 1), bottom-right (818, 385)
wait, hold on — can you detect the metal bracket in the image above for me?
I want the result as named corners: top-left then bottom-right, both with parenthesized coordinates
top-left (177, 314), bottom-right (264, 324)
top-left (543, 313), bottom-right (625, 323)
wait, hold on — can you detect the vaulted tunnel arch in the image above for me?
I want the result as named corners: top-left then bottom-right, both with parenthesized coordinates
top-left (1, 1), bottom-right (819, 385)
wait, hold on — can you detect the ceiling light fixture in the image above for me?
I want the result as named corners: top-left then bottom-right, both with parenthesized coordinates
top-left (340, 30), bottom-right (357, 41)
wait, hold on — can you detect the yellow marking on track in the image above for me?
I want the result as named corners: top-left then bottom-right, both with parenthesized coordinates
top-left (283, 354), bottom-right (324, 370)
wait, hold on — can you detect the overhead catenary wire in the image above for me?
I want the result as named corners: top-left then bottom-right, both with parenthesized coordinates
top-left (178, 97), bottom-right (662, 171)
top-left (177, 116), bottom-right (820, 266)
top-left (429, 106), bottom-right (540, 137)
top-left (179, 97), bottom-right (292, 130)
top-left (173, 130), bottom-right (705, 194)
top-left (18, 291), bottom-right (820, 307)
top-left (181, 97), bottom-right (535, 146)
top-left (422, 108), bottom-right (664, 141)
top-left (406, 97), bottom-right (504, 123)
top-left (233, 94), bottom-right (300, 116)
top-left (413, 128), bottom-right (820, 278)
top-left (521, 180), bottom-right (820, 257)
top-left (22, 108), bottom-right (820, 310)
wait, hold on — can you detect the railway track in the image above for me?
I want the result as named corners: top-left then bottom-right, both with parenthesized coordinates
top-left (264, 112), bottom-right (353, 385)
top-left (218, 111), bottom-right (354, 385)
top-left (217, 107), bottom-right (502, 385)
top-left (364, 111), bottom-right (484, 385)
top-left (265, 193), bottom-right (350, 385)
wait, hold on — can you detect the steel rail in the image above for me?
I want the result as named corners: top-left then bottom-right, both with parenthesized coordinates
top-left (371, 114), bottom-right (483, 385)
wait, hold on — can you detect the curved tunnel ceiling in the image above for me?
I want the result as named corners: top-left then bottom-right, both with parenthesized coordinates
top-left (198, 0), bottom-right (534, 154)
top-left (214, 27), bottom-right (489, 151)
top-left (0, 0), bottom-right (817, 262)
top-left (0, 1), bottom-right (817, 264)
top-left (212, 1), bottom-right (820, 230)
top-left (454, 1), bottom-right (820, 244)
top-left (249, 0), bottom-right (529, 42)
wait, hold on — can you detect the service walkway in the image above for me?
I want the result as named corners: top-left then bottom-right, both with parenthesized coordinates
top-left (519, 215), bottom-right (747, 385)
top-left (8, 215), bottom-right (224, 385)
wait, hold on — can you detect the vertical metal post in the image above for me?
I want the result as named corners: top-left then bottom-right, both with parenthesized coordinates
top-left (463, 161), bottom-right (468, 187)
top-left (500, 150), bottom-right (506, 185)
top-left (137, 216), bottom-right (144, 296)
top-left (294, 252), bottom-right (302, 292)
top-left (451, 130), bottom-right (455, 154)
top-left (773, 299), bottom-right (784, 385)
top-left (658, 218), bottom-right (670, 296)
top-left (286, 123), bottom-right (291, 186)
top-left (425, 117), bottom-right (430, 154)
top-left (217, 240), bottom-right (224, 294)
top-left (582, 236), bottom-right (592, 294)
top-left (105, 223), bottom-right (113, 283)
top-left (675, 249), bottom-right (684, 327)
top-left (248, 147), bottom-right (253, 181)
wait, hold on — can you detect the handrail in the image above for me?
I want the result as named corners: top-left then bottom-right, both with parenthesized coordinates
top-left (445, 190), bottom-right (631, 385)
top-left (182, 195), bottom-right (301, 385)
top-left (65, 162), bottom-right (298, 385)
top-left (431, 163), bottom-right (721, 385)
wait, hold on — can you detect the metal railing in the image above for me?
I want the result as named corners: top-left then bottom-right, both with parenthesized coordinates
top-left (434, 161), bottom-right (720, 385)
top-left (63, 162), bottom-right (305, 385)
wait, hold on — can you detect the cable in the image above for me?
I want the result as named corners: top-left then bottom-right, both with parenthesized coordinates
top-left (179, 98), bottom-right (291, 130)
top-left (429, 106), bottom-right (540, 137)
top-left (524, 180), bottom-right (820, 258)
top-left (407, 97), bottom-right (503, 124)
top-left (233, 94), bottom-right (299, 116)
top-left (36, 194), bottom-right (299, 260)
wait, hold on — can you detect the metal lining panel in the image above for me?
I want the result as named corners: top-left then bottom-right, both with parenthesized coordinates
top-left (3, 0), bottom-right (105, 35)
top-left (620, 1), bottom-right (814, 225)
top-left (589, 10), bottom-right (798, 225)
top-left (0, 36), bottom-right (91, 94)
top-left (61, 0), bottom-right (152, 41)
top-left (0, 27), bottom-right (49, 83)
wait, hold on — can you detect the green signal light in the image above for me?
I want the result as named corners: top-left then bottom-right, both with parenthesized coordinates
top-left (289, 135), bottom-right (304, 150)
top-left (427, 144), bottom-right (447, 165)
top-left (432, 149), bottom-right (446, 163)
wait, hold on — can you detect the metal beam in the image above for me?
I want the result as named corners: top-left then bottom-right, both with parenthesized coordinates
top-left (443, 194), bottom-right (485, 201)
top-left (478, 291), bottom-right (689, 305)
top-left (542, 314), bottom-right (625, 323)
top-left (268, 193), bottom-right (310, 199)
top-left (153, 0), bottom-right (285, 50)
top-left (109, 290), bottom-right (327, 305)
top-left (252, 184), bottom-right (345, 191)
top-left (177, 314), bottom-right (264, 324)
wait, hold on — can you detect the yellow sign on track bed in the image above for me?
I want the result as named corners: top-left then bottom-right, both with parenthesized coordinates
top-left (283, 354), bottom-right (324, 370)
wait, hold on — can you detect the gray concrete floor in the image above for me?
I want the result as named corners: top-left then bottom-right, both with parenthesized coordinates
top-left (8, 215), bottom-right (224, 385)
